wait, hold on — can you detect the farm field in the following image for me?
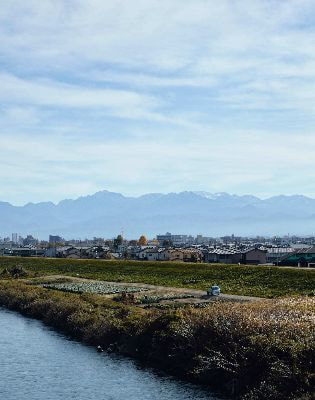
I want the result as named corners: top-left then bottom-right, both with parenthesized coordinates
top-left (1, 256), bottom-right (314, 297)
top-left (40, 281), bottom-right (149, 295)
top-left (32, 276), bottom-right (255, 308)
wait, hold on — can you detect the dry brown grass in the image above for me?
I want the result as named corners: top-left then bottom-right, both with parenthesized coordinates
top-left (0, 279), bottom-right (313, 400)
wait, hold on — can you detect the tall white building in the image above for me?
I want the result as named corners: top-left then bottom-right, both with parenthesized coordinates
top-left (11, 233), bottom-right (18, 244)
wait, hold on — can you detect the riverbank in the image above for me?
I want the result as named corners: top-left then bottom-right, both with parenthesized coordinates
top-left (0, 279), bottom-right (314, 400)
top-left (0, 308), bottom-right (213, 400)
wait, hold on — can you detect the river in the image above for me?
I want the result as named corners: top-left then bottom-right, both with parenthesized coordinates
top-left (0, 308), bottom-right (217, 399)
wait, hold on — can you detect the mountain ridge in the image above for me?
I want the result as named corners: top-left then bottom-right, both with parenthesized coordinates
top-left (1, 190), bottom-right (315, 238)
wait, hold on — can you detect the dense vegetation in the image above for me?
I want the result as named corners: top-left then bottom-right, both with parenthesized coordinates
top-left (0, 279), bottom-right (314, 400)
top-left (1, 256), bottom-right (314, 297)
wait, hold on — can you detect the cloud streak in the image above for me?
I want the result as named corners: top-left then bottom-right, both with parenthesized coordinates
top-left (0, 1), bottom-right (315, 203)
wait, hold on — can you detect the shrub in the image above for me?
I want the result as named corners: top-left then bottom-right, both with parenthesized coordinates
top-left (0, 280), bottom-right (313, 400)
top-left (0, 265), bottom-right (29, 279)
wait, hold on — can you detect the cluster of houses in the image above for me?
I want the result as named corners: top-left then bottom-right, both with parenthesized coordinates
top-left (43, 244), bottom-right (315, 266)
top-left (14, 244), bottom-right (267, 265)
top-left (1, 232), bottom-right (315, 266)
top-left (43, 245), bottom-right (205, 262)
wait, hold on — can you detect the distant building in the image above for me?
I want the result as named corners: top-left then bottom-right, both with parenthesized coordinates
top-left (195, 235), bottom-right (206, 245)
top-left (204, 249), bottom-right (243, 264)
top-left (158, 249), bottom-right (184, 262)
top-left (49, 235), bottom-right (64, 244)
top-left (242, 248), bottom-right (267, 265)
top-left (11, 233), bottom-right (18, 244)
top-left (266, 247), bottom-right (295, 264)
top-left (156, 232), bottom-right (172, 244)
top-left (23, 235), bottom-right (38, 246)
top-left (8, 247), bottom-right (45, 257)
top-left (156, 232), bottom-right (188, 245)
top-left (182, 248), bottom-right (203, 262)
top-left (279, 246), bottom-right (315, 267)
top-left (145, 249), bottom-right (160, 261)
top-left (204, 247), bottom-right (267, 265)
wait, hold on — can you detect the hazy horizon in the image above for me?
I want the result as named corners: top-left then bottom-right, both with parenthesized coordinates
top-left (2, 190), bottom-right (315, 238)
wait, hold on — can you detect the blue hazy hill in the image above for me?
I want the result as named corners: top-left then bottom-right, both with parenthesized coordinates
top-left (1, 190), bottom-right (315, 239)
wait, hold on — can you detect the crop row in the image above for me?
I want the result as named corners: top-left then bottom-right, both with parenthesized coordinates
top-left (41, 282), bottom-right (149, 295)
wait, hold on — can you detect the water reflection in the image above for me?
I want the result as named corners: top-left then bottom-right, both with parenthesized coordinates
top-left (0, 309), bottom-right (217, 400)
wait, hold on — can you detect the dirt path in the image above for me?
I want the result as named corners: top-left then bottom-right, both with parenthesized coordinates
top-left (37, 274), bottom-right (263, 303)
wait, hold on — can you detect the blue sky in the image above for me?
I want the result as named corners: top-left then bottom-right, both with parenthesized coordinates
top-left (1, 0), bottom-right (315, 205)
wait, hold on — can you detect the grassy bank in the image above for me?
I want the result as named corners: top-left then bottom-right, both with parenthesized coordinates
top-left (0, 279), bottom-right (314, 400)
top-left (1, 256), bottom-right (314, 297)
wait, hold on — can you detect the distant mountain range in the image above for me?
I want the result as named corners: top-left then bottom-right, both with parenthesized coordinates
top-left (1, 190), bottom-right (315, 239)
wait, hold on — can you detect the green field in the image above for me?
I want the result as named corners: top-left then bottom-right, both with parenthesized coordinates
top-left (1, 256), bottom-right (314, 297)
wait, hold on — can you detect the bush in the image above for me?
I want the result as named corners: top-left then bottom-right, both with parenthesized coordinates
top-left (0, 265), bottom-right (29, 279)
top-left (0, 280), bottom-right (313, 400)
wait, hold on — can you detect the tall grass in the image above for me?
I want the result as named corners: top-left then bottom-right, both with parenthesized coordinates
top-left (0, 279), bottom-right (314, 399)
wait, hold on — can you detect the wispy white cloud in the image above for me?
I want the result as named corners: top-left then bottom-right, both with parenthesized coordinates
top-left (0, 72), bottom-right (159, 115)
top-left (0, 0), bottom-right (315, 203)
top-left (1, 128), bottom-right (315, 204)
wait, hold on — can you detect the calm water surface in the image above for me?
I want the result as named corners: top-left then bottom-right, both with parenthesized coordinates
top-left (0, 308), bottom-right (217, 399)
